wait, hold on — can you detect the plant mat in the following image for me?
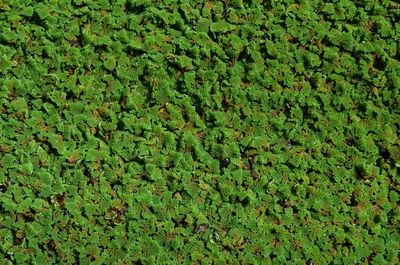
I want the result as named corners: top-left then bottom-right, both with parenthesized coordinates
top-left (0, 0), bottom-right (399, 264)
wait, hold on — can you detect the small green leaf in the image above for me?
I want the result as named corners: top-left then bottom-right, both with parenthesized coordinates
top-left (104, 55), bottom-right (116, 71)
top-left (0, 55), bottom-right (13, 73)
top-left (35, 3), bottom-right (49, 19)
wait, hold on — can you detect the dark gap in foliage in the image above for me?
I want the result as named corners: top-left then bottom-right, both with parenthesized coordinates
top-left (176, 7), bottom-right (190, 26)
top-left (27, 12), bottom-right (45, 28)
top-left (373, 56), bottom-right (386, 70)
top-left (379, 148), bottom-right (391, 161)
top-left (172, 217), bottom-right (188, 228)
top-left (125, 2), bottom-right (146, 15)
top-left (155, 17), bottom-right (167, 30)
top-left (4, 253), bottom-right (13, 262)
top-left (12, 230), bottom-right (25, 246)
top-left (32, 134), bottom-right (60, 155)
top-left (349, 192), bottom-right (358, 207)
top-left (94, 44), bottom-right (110, 55)
top-left (221, 95), bottom-right (233, 111)
top-left (46, 239), bottom-right (57, 252)
top-left (116, 118), bottom-right (125, 131)
top-left (52, 193), bottom-right (66, 208)
top-left (237, 48), bottom-right (250, 62)
top-left (219, 157), bottom-right (230, 170)
top-left (207, 30), bottom-right (218, 43)
top-left (73, 249), bottom-right (80, 265)
top-left (19, 211), bottom-right (35, 222)
top-left (65, 90), bottom-right (77, 101)
top-left (373, 214), bottom-right (382, 224)
top-left (124, 46), bottom-right (146, 58)
top-left (195, 104), bottom-right (205, 118)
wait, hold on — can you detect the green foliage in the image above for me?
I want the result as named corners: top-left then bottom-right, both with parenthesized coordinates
top-left (0, 0), bottom-right (399, 264)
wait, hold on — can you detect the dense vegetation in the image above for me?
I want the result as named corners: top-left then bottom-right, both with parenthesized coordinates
top-left (0, 0), bottom-right (399, 264)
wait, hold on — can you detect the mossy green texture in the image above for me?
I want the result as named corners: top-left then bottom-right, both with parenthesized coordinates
top-left (0, 0), bottom-right (399, 264)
